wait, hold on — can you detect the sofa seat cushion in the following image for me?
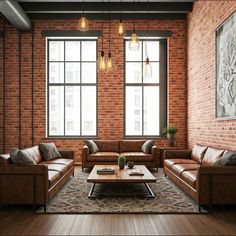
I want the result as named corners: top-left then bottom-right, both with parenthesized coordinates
top-left (48, 170), bottom-right (61, 188)
top-left (41, 159), bottom-right (74, 169)
top-left (181, 170), bottom-right (197, 189)
top-left (171, 163), bottom-right (200, 177)
top-left (40, 164), bottom-right (68, 176)
top-left (88, 152), bottom-right (119, 162)
top-left (202, 147), bottom-right (225, 165)
top-left (120, 152), bottom-right (153, 161)
top-left (164, 159), bottom-right (198, 169)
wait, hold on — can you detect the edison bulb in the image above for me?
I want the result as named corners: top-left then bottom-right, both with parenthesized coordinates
top-left (129, 32), bottom-right (140, 51)
top-left (78, 16), bottom-right (89, 32)
top-left (106, 52), bottom-right (113, 72)
top-left (117, 20), bottom-right (126, 37)
top-left (99, 51), bottom-right (106, 71)
top-left (144, 58), bottom-right (152, 78)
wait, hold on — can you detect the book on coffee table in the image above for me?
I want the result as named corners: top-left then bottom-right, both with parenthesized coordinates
top-left (97, 167), bottom-right (116, 175)
top-left (128, 169), bottom-right (144, 176)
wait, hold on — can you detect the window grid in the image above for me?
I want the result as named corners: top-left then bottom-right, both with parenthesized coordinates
top-left (47, 39), bottom-right (97, 137)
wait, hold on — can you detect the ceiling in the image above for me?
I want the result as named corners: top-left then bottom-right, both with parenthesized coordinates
top-left (0, 0), bottom-right (196, 31)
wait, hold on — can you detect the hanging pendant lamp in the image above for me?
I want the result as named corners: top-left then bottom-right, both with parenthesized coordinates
top-left (107, 0), bottom-right (113, 72)
top-left (117, 0), bottom-right (126, 37)
top-left (129, 0), bottom-right (139, 50)
top-left (99, 0), bottom-right (106, 72)
top-left (78, 0), bottom-right (89, 31)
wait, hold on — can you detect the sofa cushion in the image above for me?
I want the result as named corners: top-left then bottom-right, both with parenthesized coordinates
top-left (191, 144), bottom-right (208, 163)
top-left (214, 151), bottom-right (236, 166)
top-left (141, 140), bottom-right (155, 154)
top-left (48, 170), bottom-right (61, 188)
top-left (120, 140), bottom-right (146, 153)
top-left (85, 140), bottom-right (99, 154)
top-left (120, 152), bottom-right (154, 162)
top-left (181, 170), bottom-right (197, 189)
top-left (10, 148), bottom-right (37, 165)
top-left (94, 140), bottom-right (119, 152)
top-left (171, 163), bottom-right (200, 177)
top-left (164, 159), bottom-right (198, 169)
top-left (202, 147), bottom-right (225, 165)
top-left (41, 164), bottom-right (68, 175)
top-left (88, 152), bottom-right (119, 162)
top-left (41, 159), bottom-right (74, 169)
top-left (0, 154), bottom-right (12, 164)
top-left (39, 143), bottom-right (62, 161)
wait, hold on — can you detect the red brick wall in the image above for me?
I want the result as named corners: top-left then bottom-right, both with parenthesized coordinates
top-left (187, 1), bottom-right (236, 150)
top-left (0, 19), bottom-right (3, 154)
top-left (0, 18), bottom-right (187, 162)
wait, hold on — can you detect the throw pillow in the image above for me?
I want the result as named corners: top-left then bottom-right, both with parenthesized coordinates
top-left (141, 140), bottom-right (155, 154)
top-left (85, 140), bottom-right (99, 154)
top-left (10, 148), bottom-right (37, 164)
top-left (214, 152), bottom-right (236, 166)
top-left (39, 143), bottom-right (62, 161)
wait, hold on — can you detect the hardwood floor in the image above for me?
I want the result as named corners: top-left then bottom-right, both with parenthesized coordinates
top-left (0, 167), bottom-right (236, 235)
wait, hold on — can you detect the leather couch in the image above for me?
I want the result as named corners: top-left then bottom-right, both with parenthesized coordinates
top-left (82, 140), bottom-right (159, 170)
top-left (164, 144), bottom-right (236, 209)
top-left (0, 146), bottom-right (74, 212)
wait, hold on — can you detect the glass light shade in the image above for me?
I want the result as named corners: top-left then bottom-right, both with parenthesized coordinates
top-left (106, 52), bottom-right (113, 72)
top-left (144, 58), bottom-right (152, 78)
top-left (117, 20), bottom-right (126, 37)
top-left (129, 32), bottom-right (140, 51)
top-left (99, 51), bottom-right (106, 71)
top-left (78, 16), bottom-right (89, 31)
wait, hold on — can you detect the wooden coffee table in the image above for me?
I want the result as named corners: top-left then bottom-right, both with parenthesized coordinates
top-left (87, 165), bottom-right (156, 198)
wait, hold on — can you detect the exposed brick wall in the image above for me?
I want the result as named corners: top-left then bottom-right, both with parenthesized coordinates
top-left (0, 19), bottom-right (3, 154)
top-left (187, 1), bottom-right (236, 150)
top-left (0, 18), bottom-right (187, 162)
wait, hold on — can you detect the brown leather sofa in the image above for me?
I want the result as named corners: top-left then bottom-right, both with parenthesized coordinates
top-left (164, 144), bottom-right (236, 210)
top-left (0, 146), bottom-right (74, 212)
top-left (82, 140), bottom-right (159, 170)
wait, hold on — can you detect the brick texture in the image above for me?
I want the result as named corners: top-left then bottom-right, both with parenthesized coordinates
top-left (0, 18), bottom-right (187, 162)
top-left (187, 1), bottom-right (236, 150)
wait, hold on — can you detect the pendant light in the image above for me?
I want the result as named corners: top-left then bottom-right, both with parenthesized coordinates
top-left (107, 0), bottom-right (113, 72)
top-left (144, 0), bottom-right (152, 78)
top-left (129, 0), bottom-right (139, 51)
top-left (117, 0), bottom-right (126, 37)
top-left (99, 0), bottom-right (106, 71)
top-left (78, 0), bottom-right (89, 31)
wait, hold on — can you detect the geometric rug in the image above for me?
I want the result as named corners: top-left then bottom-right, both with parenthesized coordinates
top-left (37, 170), bottom-right (201, 214)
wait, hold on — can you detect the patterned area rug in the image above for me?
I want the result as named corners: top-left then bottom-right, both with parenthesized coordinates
top-left (37, 170), bottom-right (200, 214)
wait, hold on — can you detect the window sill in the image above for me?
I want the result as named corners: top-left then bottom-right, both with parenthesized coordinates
top-left (123, 136), bottom-right (168, 140)
top-left (44, 136), bottom-right (98, 140)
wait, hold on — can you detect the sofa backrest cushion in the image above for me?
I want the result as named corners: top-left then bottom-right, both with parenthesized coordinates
top-left (214, 151), bottom-right (236, 166)
top-left (10, 148), bottom-right (37, 164)
top-left (39, 143), bottom-right (62, 161)
top-left (94, 140), bottom-right (119, 152)
top-left (23, 146), bottom-right (43, 164)
top-left (0, 154), bottom-right (12, 164)
top-left (191, 144), bottom-right (208, 163)
top-left (120, 140), bottom-right (146, 153)
top-left (202, 147), bottom-right (225, 165)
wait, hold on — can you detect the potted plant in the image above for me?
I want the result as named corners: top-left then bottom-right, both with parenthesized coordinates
top-left (163, 126), bottom-right (178, 147)
top-left (118, 155), bottom-right (126, 169)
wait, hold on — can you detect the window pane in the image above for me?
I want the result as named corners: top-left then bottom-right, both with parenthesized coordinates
top-left (82, 41), bottom-right (96, 61)
top-left (125, 87), bottom-right (142, 135)
top-left (82, 63), bottom-right (96, 83)
top-left (143, 41), bottom-right (159, 61)
top-left (49, 62), bottom-right (64, 83)
top-left (81, 86), bottom-right (96, 135)
top-left (49, 41), bottom-right (64, 61)
top-left (143, 62), bottom-right (159, 83)
top-left (65, 41), bottom-right (80, 61)
top-left (126, 62), bottom-right (142, 83)
top-left (65, 63), bottom-right (80, 83)
top-left (144, 86), bottom-right (159, 135)
top-left (65, 86), bottom-right (80, 135)
top-left (125, 41), bottom-right (142, 61)
top-left (49, 86), bottom-right (64, 135)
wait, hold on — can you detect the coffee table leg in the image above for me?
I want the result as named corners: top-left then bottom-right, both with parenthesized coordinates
top-left (144, 183), bottom-right (155, 198)
top-left (88, 183), bottom-right (96, 198)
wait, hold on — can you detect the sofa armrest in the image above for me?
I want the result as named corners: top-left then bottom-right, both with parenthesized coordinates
top-left (82, 145), bottom-right (89, 169)
top-left (151, 146), bottom-right (160, 167)
top-left (58, 149), bottom-right (74, 160)
top-left (164, 149), bottom-right (191, 160)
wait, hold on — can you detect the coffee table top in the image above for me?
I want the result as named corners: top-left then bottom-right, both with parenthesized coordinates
top-left (87, 165), bottom-right (156, 183)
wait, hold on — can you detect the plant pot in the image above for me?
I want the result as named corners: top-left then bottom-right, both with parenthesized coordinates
top-left (168, 133), bottom-right (176, 147)
top-left (118, 156), bottom-right (126, 169)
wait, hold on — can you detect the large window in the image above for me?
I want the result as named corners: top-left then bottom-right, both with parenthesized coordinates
top-left (47, 39), bottom-right (97, 137)
top-left (125, 39), bottom-right (167, 137)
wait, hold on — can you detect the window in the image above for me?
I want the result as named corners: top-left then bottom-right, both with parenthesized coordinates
top-left (47, 39), bottom-right (97, 137)
top-left (125, 39), bottom-right (167, 137)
